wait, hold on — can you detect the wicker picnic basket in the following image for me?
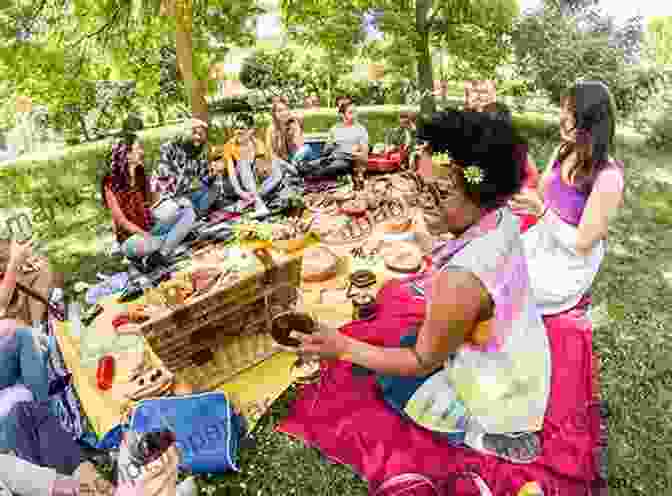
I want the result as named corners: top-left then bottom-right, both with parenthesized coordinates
top-left (138, 248), bottom-right (303, 391)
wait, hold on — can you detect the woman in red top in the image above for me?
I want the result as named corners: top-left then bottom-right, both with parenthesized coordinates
top-left (102, 134), bottom-right (196, 270)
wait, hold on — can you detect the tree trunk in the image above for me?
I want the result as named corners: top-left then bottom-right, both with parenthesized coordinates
top-left (415, 0), bottom-right (435, 119)
top-left (173, 0), bottom-right (209, 123)
top-left (155, 102), bottom-right (165, 125)
top-left (77, 112), bottom-right (91, 142)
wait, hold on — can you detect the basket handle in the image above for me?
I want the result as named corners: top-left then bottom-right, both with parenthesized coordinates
top-left (253, 247), bottom-right (276, 285)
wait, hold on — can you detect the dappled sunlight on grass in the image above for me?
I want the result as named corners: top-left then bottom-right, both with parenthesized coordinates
top-left (639, 192), bottom-right (672, 226)
top-left (609, 241), bottom-right (636, 259)
top-left (641, 166), bottom-right (672, 187)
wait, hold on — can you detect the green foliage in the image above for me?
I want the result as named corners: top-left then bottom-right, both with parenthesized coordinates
top-left (511, 2), bottom-right (661, 119)
top-left (646, 16), bottom-right (672, 67)
top-left (240, 49), bottom-right (303, 101)
top-left (280, 0), bottom-right (366, 59)
top-left (0, 0), bottom-right (262, 140)
top-left (631, 69), bottom-right (672, 151)
top-left (281, 0), bottom-right (518, 115)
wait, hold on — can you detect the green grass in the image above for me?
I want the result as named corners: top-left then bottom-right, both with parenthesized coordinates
top-left (21, 110), bottom-right (672, 495)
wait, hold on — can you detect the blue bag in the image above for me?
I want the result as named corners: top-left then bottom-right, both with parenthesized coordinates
top-left (129, 392), bottom-right (243, 474)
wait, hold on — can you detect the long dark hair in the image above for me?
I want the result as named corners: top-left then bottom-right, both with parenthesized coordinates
top-left (101, 132), bottom-right (142, 208)
top-left (557, 81), bottom-right (618, 192)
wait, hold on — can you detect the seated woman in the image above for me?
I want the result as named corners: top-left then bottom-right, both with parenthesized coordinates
top-left (293, 110), bottom-right (551, 464)
top-left (211, 116), bottom-right (285, 219)
top-left (264, 100), bottom-right (294, 173)
top-left (0, 239), bottom-right (50, 449)
top-left (509, 81), bottom-right (624, 316)
top-left (102, 134), bottom-right (197, 272)
top-left (295, 99), bottom-right (369, 179)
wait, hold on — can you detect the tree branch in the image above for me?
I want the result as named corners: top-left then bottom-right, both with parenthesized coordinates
top-left (427, 5), bottom-right (441, 29)
top-left (68, 5), bottom-right (123, 48)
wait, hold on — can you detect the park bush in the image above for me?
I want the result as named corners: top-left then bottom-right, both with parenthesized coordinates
top-left (631, 69), bottom-right (672, 151)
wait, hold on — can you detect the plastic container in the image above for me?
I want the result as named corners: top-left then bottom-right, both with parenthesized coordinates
top-left (96, 355), bottom-right (116, 391)
top-left (69, 302), bottom-right (82, 338)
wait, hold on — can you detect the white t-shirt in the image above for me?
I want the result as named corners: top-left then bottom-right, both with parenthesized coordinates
top-left (328, 123), bottom-right (369, 154)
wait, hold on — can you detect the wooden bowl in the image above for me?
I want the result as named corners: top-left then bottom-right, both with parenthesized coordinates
top-left (271, 312), bottom-right (317, 348)
top-left (382, 242), bottom-right (423, 273)
top-left (340, 199), bottom-right (368, 216)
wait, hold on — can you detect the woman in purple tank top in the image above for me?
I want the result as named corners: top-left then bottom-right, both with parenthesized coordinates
top-left (509, 81), bottom-right (625, 315)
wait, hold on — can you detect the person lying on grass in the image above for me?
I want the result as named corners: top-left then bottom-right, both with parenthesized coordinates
top-left (102, 133), bottom-right (197, 273)
top-left (289, 110), bottom-right (551, 464)
top-left (509, 81), bottom-right (624, 316)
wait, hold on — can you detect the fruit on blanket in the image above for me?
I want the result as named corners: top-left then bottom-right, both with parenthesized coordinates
top-left (301, 246), bottom-right (338, 282)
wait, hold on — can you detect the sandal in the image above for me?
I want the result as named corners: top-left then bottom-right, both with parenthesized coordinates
top-left (481, 432), bottom-right (541, 464)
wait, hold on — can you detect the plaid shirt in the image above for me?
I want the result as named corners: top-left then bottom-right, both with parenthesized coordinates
top-left (150, 137), bottom-right (211, 199)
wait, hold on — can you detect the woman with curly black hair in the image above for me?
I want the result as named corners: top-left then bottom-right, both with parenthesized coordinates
top-left (102, 133), bottom-right (197, 272)
top-left (290, 109), bottom-right (551, 464)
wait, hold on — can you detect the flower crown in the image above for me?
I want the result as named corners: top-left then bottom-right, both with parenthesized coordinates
top-left (431, 153), bottom-right (485, 185)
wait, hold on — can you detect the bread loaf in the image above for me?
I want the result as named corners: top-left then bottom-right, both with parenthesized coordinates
top-left (301, 246), bottom-right (338, 282)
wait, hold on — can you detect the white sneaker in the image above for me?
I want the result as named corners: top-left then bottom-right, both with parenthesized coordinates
top-left (177, 476), bottom-right (199, 496)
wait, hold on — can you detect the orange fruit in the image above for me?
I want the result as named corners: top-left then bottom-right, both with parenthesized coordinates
top-left (471, 319), bottom-right (493, 346)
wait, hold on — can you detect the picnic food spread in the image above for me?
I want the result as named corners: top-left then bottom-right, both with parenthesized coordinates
top-left (52, 170), bottom-right (440, 442)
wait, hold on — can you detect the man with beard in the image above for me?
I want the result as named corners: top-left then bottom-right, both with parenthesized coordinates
top-left (150, 118), bottom-right (216, 212)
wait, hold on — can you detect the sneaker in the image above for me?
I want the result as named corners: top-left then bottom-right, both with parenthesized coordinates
top-left (177, 476), bottom-right (199, 496)
top-left (144, 251), bottom-right (171, 272)
top-left (251, 206), bottom-right (271, 219)
top-left (183, 231), bottom-right (199, 244)
top-left (481, 432), bottom-right (541, 464)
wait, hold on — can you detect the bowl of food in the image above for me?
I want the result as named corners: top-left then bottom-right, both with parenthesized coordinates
top-left (271, 312), bottom-right (317, 348)
top-left (340, 198), bottom-right (368, 216)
